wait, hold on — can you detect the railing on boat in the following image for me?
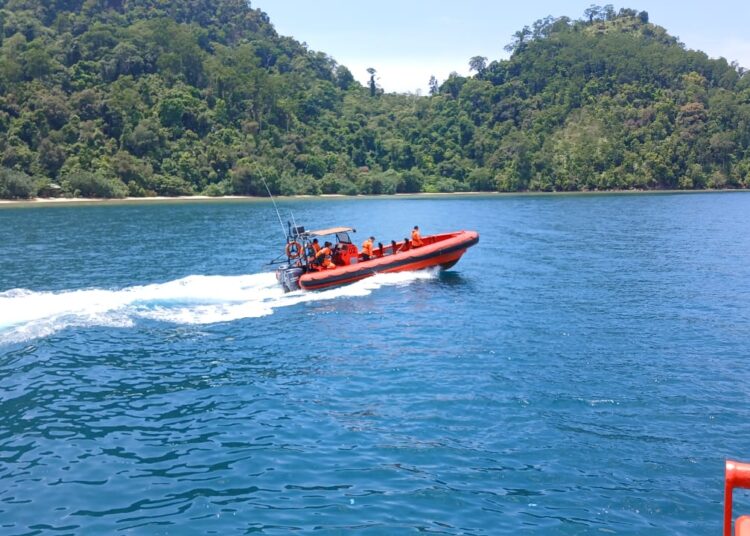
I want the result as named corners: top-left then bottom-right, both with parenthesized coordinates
top-left (726, 460), bottom-right (750, 536)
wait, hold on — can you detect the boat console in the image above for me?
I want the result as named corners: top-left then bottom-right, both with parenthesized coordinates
top-left (333, 243), bottom-right (359, 266)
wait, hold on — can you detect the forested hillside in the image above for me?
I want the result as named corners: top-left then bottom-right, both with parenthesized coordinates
top-left (0, 1), bottom-right (748, 199)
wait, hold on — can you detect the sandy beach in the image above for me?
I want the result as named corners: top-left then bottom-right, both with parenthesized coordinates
top-left (0, 189), bottom-right (746, 208)
top-left (0, 195), bottom-right (254, 207)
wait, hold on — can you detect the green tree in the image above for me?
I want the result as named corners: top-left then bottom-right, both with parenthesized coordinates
top-left (0, 167), bottom-right (36, 198)
top-left (505, 26), bottom-right (531, 53)
top-left (0, 0), bottom-right (747, 200)
top-left (428, 75), bottom-right (439, 96)
top-left (62, 170), bottom-right (127, 198)
top-left (469, 56), bottom-right (487, 74)
top-left (366, 67), bottom-right (377, 97)
top-left (335, 65), bottom-right (355, 90)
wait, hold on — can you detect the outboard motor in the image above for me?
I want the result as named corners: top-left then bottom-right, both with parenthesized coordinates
top-left (277, 265), bottom-right (304, 293)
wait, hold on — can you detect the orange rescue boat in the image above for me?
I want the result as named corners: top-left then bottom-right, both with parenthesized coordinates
top-left (273, 224), bottom-right (478, 292)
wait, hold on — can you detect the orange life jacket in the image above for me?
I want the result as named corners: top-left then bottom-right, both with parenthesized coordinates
top-left (411, 229), bottom-right (423, 247)
top-left (362, 239), bottom-right (373, 256)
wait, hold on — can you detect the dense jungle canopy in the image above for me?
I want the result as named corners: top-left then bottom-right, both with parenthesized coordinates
top-left (0, 1), bottom-right (749, 199)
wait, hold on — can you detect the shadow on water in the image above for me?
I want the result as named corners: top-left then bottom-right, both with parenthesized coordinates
top-left (436, 270), bottom-right (468, 288)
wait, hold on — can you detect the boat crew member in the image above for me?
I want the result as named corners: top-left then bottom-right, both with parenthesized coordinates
top-left (411, 225), bottom-right (424, 247)
top-left (315, 241), bottom-right (336, 269)
top-left (398, 238), bottom-right (411, 253)
top-left (306, 238), bottom-right (321, 261)
top-left (377, 242), bottom-right (384, 257)
top-left (361, 236), bottom-right (375, 260)
top-left (391, 240), bottom-right (398, 255)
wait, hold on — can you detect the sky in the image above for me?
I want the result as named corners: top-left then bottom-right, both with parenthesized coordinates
top-left (258, 0), bottom-right (750, 94)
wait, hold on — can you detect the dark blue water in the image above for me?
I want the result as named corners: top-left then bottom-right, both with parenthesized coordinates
top-left (2, 193), bottom-right (750, 535)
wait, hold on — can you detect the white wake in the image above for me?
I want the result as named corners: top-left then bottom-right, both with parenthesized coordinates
top-left (0, 270), bottom-right (438, 344)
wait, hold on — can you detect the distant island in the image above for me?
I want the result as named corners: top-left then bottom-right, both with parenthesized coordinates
top-left (0, 1), bottom-right (748, 200)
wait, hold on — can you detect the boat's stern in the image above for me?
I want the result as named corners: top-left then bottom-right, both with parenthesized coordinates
top-left (276, 265), bottom-right (304, 293)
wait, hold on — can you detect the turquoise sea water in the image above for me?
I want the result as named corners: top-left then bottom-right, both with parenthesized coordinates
top-left (2, 193), bottom-right (750, 535)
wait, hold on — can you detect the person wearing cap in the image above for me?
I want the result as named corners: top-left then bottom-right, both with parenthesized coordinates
top-left (361, 236), bottom-right (375, 260)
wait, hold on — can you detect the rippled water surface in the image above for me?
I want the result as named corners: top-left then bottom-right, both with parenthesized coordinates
top-left (2, 193), bottom-right (750, 535)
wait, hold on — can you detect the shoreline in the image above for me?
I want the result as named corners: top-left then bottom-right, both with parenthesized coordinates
top-left (0, 189), bottom-right (748, 207)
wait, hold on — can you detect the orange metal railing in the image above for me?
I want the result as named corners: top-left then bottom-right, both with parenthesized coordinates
top-left (725, 460), bottom-right (750, 536)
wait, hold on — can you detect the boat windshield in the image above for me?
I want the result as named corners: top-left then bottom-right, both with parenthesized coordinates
top-left (335, 231), bottom-right (352, 244)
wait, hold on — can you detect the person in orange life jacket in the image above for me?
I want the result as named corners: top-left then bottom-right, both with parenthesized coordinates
top-left (306, 238), bottom-right (321, 262)
top-left (315, 241), bottom-right (336, 269)
top-left (398, 238), bottom-right (411, 253)
top-left (361, 236), bottom-right (375, 260)
top-left (411, 225), bottom-right (424, 247)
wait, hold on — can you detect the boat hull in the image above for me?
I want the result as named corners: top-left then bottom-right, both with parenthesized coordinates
top-left (296, 230), bottom-right (479, 291)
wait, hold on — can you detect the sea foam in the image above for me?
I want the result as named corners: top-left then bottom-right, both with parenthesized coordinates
top-left (0, 270), bottom-right (437, 344)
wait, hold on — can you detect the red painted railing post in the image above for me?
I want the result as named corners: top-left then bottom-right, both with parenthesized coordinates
top-left (725, 460), bottom-right (750, 536)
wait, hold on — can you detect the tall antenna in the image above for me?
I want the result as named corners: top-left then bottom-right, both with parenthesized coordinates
top-left (260, 175), bottom-right (287, 240)
top-left (290, 211), bottom-right (299, 232)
